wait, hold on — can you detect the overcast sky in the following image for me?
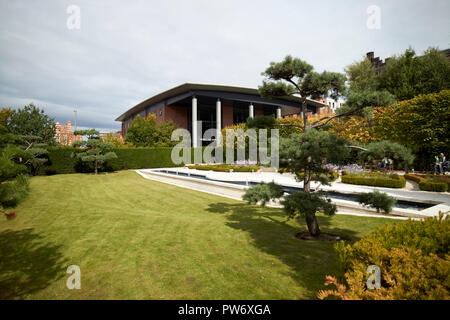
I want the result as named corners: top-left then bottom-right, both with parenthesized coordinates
top-left (0, 0), bottom-right (449, 132)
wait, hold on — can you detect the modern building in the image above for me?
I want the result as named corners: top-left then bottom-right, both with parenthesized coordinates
top-left (115, 83), bottom-right (329, 146)
top-left (54, 121), bottom-right (82, 146)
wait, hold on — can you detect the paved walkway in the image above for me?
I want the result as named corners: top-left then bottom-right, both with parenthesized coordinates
top-left (136, 169), bottom-right (450, 220)
top-left (148, 167), bottom-right (450, 205)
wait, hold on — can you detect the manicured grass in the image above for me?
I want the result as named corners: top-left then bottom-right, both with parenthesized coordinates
top-left (0, 171), bottom-right (399, 299)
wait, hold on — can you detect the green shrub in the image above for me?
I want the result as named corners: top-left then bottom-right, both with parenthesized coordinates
top-left (319, 214), bottom-right (450, 300)
top-left (341, 173), bottom-right (406, 188)
top-left (44, 147), bottom-right (78, 175)
top-left (357, 191), bottom-right (396, 214)
top-left (418, 180), bottom-right (448, 192)
top-left (405, 174), bottom-right (449, 192)
top-left (187, 164), bottom-right (260, 172)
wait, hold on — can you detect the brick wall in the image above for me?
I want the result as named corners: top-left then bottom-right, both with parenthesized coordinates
top-left (163, 105), bottom-right (188, 129)
top-left (222, 100), bottom-right (234, 127)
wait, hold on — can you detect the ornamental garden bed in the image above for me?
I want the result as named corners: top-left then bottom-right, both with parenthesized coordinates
top-left (187, 164), bottom-right (260, 172)
top-left (341, 172), bottom-right (406, 188)
top-left (404, 174), bottom-right (449, 192)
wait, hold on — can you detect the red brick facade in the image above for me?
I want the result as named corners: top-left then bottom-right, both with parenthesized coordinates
top-left (55, 121), bottom-right (82, 146)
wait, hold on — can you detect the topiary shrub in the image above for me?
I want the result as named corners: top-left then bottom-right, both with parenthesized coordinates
top-left (357, 191), bottom-right (396, 214)
top-left (318, 213), bottom-right (450, 300)
top-left (404, 174), bottom-right (449, 192)
top-left (342, 173), bottom-right (406, 188)
top-left (418, 180), bottom-right (448, 192)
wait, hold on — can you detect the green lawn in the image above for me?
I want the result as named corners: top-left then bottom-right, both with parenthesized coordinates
top-left (0, 170), bottom-right (399, 300)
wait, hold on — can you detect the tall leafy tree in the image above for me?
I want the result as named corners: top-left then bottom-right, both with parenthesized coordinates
top-left (125, 114), bottom-right (178, 147)
top-left (72, 129), bottom-right (118, 175)
top-left (378, 47), bottom-right (450, 101)
top-left (259, 55), bottom-right (347, 131)
top-left (7, 104), bottom-right (56, 145)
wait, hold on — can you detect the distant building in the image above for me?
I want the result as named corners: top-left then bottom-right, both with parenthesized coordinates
top-left (316, 97), bottom-right (345, 113)
top-left (442, 48), bottom-right (450, 61)
top-left (366, 52), bottom-right (389, 75)
top-left (55, 121), bottom-right (82, 146)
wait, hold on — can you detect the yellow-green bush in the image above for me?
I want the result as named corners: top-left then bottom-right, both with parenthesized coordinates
top-left (318, 214), bottom-right (450, 300)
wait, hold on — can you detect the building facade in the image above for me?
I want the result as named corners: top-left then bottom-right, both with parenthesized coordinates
top-left (55, 121), bottom-right (82, 146)
top-left (115, 83), bottom-right (329, 146)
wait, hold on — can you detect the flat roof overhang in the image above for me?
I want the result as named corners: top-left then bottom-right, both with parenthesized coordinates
top-left (115, 83), bottom-right (327, 122)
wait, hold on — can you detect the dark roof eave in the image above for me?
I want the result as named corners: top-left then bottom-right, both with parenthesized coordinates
top-left (115, 83), bottom-right (327, 121)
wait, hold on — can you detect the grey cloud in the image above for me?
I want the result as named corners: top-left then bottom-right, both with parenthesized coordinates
top-left (0, 0), bottom-right (449, 131)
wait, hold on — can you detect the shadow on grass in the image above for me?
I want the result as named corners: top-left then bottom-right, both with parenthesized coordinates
top-left (0, 228), bottom-right (68, 299)
top-left (206, 202), bottom-right (360, 297)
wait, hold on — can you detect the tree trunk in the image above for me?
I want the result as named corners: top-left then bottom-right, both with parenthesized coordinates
top-left (305, 214), bottom-right (321, 237)
top-left (95, 160), bottom-right (98, 175)
top-left (304, 169), bottom-right (311, 193)
top-left (302, 98), bottom-right (309, 131)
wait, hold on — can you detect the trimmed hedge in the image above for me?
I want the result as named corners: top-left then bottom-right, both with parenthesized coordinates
top-left (404, 174), bottom-right (449, 192)
top-left (43, 147), bottom-right (188, 175)
top-left (341, 173), bottom-right (406, 188)
top-left (187, 164), bottom-right (260, 172)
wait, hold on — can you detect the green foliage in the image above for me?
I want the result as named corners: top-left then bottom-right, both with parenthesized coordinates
top-left (361, 140), bottom-right (414, 166)
top-left (246, 115), bottom-right (277, 129)
top-left (281, 191), bottom-right (337, 219)
top-left (259, 55), bottom-right (346, 130)
top-left (357, 191), bottom-right (396, 214)
top-left (404, 174), bottom-right (449, 192)
top-left (280, 130), bottom-right (349, 186)
top-left (0, 127), bottom-right (31, 210)
top-left (378, 48), bottom-right (450, 101)
top-left (242, 182), bottom-right (284, 207)
top-left (322, 214), bottom-right (450, 300)
top-left (374, 90), bottom-right (450, 169)
top-left (418, 180), bottom-right (448, 192)
top-left (342, 173), bottom-right (406, 188)
top-left (6, 104), bottom-right (56, 145)
top-left (188, 164), bottom-right (260, 172)
top-left (125, 114), bottom-right (178, 147)
top-left (72, 129), bottom-right (118, 175)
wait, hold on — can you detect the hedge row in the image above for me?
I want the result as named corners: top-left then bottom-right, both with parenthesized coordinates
top-left (187, 164), bottom-right (260, 172)
top-left (341, 173), bottom-right (406, 188)
top-left (404, 174), bottom-right (449, 192)
top-left (43, 147), bottom-right (191, 175)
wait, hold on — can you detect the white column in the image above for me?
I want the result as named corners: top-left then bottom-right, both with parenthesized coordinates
top-left (276, 107), bottom-right (282, 119)
top-left (216, 99), bottom-right (222, 146)
top-left (249, 103), bottom-right (254, 118)
top-left (192, 96), bottom-right (198, 147)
